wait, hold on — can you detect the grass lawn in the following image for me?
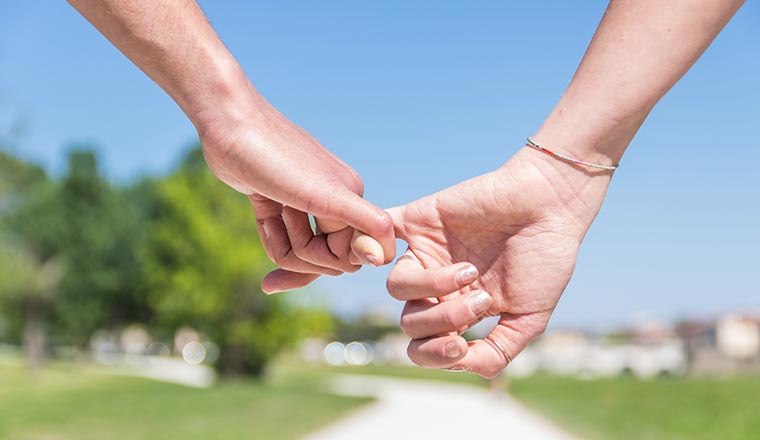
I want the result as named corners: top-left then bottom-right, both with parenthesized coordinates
top-left (510, 374), bottom-right (760, 440)
top-left (0, 362), bottom-right (370, 440)
top-left (4, 357), bottom-right (759, 440)
top-left (272, 360), bottom-right (488, 388)
top-left (282, 361), bottom-right (760, 440)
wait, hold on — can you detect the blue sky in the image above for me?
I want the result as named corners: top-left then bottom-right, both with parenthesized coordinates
top-left (1, 1), bottom-right (758, 329)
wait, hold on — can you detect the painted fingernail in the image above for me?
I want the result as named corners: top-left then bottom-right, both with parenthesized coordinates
top-left (455, 265), bottom-right (478, 285)
top-left (468, 290), bottom-right (492, 315)
top-left (445, 341), bottom-right (462, 359)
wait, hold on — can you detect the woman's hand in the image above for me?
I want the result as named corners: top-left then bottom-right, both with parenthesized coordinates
top-left (385, 147), bottom-right (612, 378)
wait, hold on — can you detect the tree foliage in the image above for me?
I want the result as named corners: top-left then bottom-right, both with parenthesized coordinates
top-left (0, 149), bottom-right (50, 344)
top-left (0, 245), bottom-right (63, 373)
top-left (141, 148), bottom-right (332, 374)
top-left (0, 145), bottom-right (332, 375)
top-left (4, 149), bottom-right (150, 345)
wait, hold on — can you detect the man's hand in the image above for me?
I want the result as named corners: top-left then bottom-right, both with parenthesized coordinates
top-left (199, 101), bottom-right (395, 293)
top-left (67, 0), bottom-right (396, 292)
top-left (384, 148), bottom-right (612, 378)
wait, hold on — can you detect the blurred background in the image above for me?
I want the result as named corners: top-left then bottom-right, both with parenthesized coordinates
top-left (1, 1), bottom-right (758, 439)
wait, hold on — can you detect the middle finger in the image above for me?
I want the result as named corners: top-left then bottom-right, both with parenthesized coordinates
top-left (400, 290), bottom-right (492, 339)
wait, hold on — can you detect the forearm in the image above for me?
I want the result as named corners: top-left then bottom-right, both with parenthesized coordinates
top-left (67, 0), bottom-right (264, 129)
top-left (533, 0), bottom-right (744, 168)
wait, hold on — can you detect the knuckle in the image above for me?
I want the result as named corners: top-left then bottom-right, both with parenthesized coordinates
top-left (274, 254), bottom-right (299, 271)
top-left (345, 169), bottom-right (364, 196)
top-left (385, 276), bottom-right (405, 300)
top-left (289, 243), bottom-right (311, 261)
top-left (442, 308), bottom-right (459, 329)
top-left (430, 274), bottom-right (452, 295)
top-left (529, 321), bottom-right (549, 340)
top-left (299, 196), bottom-right (319, 217)
top-left (399, 315), bottom-right (419, 339)
top-left (343, 263), bottom-right (361, 273)
top-left (271, 253), bottom-right (285, 266)
top-left (288, 243), bottom-right (304, 258)
top-left (479, 366), bottom-right (502, 380)
top-left (299, 181), bottom-right (335, 215)
top-left (406, 343), bottom-right (424, 367)
top-left (374, 210), bottom-right (393, 235)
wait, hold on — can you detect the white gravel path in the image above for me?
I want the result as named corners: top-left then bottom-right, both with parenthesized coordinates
top-left (303, 374), bottom-right (580, 440)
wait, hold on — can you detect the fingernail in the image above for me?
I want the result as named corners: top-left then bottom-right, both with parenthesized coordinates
top-left (443, 366), bottom-right (469, 373)
top-left (364, 253), bottom-right (378, 266)
top-left (262, 286), bottom-right (281, 295)
top-left (455, 265), bottom-right (478, 285)
top-left (261, 221), bottom-right (270, 240)
top-left (445, 341), bottom-right (462, 359)
top-left (468, 291), bottom-right (492, 315)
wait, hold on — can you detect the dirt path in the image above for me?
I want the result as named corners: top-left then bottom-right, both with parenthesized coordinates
top-left (303, 374), bottom-right (580, 440)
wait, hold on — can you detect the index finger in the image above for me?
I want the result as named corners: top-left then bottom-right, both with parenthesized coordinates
top-left (385, 253), bottom-right (479, 301)
top-left (311, 190), bottom-right (396, 265)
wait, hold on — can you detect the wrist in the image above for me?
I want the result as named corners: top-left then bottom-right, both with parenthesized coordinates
top-left (502, 145), bottom-right (613, 229)
top-left (186, 60), bottom-right (268, 133)
top-left (513, 107), bottom-right (643, 226)
top-left (533, 93), bottom-right (649, 169)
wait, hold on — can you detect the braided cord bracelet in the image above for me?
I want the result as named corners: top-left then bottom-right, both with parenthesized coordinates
top-left (526, 137), bottom-right (619, 171)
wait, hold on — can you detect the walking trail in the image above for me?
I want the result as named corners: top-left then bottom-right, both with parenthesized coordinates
top-left (303, 374), bottom-right (580, 440)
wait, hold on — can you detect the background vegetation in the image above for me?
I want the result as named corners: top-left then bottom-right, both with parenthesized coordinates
top-left (0, 145), bottom-right (332, 375)
top-left (3, 358), bottom-right (758, 440)
top-left (0, 361), bottom-right (368, 440)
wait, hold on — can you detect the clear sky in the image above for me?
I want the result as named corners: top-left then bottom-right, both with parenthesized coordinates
top-left (1, 1), bottom-right (758, 330)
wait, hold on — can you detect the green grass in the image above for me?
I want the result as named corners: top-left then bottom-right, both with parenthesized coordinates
top-left (510, 374), bottom-right (760, 440)
top-left (272, 360), bottom-right (488, 388)
top-left (0, 362), bottom-right (370, 440)
top-left (4, 357), bottom-right (759, 440)
top-left (281, 360), bottom-right (760, 440)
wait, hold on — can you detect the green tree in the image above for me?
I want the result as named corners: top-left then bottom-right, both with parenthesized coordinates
top-left (0, 149), bottom-right (50, 347)
top-left (6, 149), bottom-right (150, 346)
top-left (142, 148), bottom-right (332, 375)
top-left (0, 245), bottom-right (63, 373)
top-left (0, 149), bottom-right (47, 215)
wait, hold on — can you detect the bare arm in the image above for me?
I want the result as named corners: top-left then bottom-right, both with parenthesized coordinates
top-left (535, 0), bottom-right (745, 171)
top-left (68, 0), bottom-right (396, 291)
top-left (389, 0), bottom-right (746, 378)
top-left (68, 0), bottom-right (254, 128)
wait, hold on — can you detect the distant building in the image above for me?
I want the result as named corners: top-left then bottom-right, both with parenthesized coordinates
top-left (304, 312), bottom-right (760, 378)
top-left (676, 313), bottom-right (760, 375)
top-left (716, 315), bottom-right (760, 359)
top-left (508, 328), bottom-right (686, 379)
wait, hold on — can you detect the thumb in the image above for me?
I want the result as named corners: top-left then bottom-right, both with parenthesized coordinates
top-left (453, 313), bottom-right (550, 379)
top-left (385, 205), bottom-right (407, 242)
top-left (315, 189), bottom-right (397, 265)
top-left (348, 205), bottom-right (406, 266)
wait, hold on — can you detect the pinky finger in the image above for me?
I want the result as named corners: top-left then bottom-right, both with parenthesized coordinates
top-left (407, 334), bottom-right (468, 369)
top-left (262, 269), bottom-right (320, 294)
